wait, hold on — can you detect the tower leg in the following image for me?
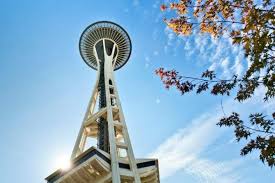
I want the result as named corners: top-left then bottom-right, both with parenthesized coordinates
top-left (112, 74), bottom-right (141, 183)
top-left (103, 40), bottom-right (141, 183)
top-left (104, 41), bottom-right (122, 183)
top-left (71, 71), bottom-right (100, 159)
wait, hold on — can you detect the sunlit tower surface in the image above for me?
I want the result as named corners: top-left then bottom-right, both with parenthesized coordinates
top-left (46, 21), bottom-right (160, 183)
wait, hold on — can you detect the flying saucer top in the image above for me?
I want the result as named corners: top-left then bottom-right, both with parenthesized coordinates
top-left (79, 21), bottom-right (132, 70)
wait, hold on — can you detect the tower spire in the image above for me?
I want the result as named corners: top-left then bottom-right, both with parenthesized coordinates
top-left (46, 21), bottom-right (160, 183)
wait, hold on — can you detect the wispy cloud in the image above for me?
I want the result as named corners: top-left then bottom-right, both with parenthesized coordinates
top-left (153, 51), bottom-right (159, 56)
top-left (144, 55), bottom-right (151, 69)
top-left (221, 57), bottom-right (230, 78)
top-left (163, 26), bottom-right (248, 78)
top-left (164, 26), bottom-right (181, 56)
top-left (133, 0), bottom-right (139, 7)
top-left (148, 91), bottom-right (273, 182)
top-left (184, 158), bottom-right (243, 183)
top-left (149, 109), bottom-right (243, 182)
top-left (231, 51), bottom-right (244, 77)
top-left (152, 0), bottom-right (160, 9)
top-left (152, 28), bottom-right (160, 40)
top-left (123, 8), bottom-right (129, 13)
top-left (164, 26), bottom-right (175, 46)
top-left (156, 98), bottom-right (161, 104)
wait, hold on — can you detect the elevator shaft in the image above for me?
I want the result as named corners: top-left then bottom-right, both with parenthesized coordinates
top-left (97, 59), bottom-right (110, 153)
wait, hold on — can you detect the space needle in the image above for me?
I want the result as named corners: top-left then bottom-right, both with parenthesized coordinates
top-left (46, 21), bottom-right (160, 183)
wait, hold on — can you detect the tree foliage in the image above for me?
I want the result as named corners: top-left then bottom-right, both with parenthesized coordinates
top-left (158, 0), bottom-right (275, 167)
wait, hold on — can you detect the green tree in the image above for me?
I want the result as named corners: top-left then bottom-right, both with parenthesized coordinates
top-left (157, 0), bottom-right (275, 167)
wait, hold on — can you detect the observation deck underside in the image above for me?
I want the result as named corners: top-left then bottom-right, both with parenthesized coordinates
top-left (46, 147), bottom-right (159, 183)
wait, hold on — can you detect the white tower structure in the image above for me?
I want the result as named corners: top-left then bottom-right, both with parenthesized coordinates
top-left (46, 21), bottom-right (160, 183)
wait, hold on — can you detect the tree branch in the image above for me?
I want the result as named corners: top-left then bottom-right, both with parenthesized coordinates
top-left (243, 124), bottom-right (275, 135)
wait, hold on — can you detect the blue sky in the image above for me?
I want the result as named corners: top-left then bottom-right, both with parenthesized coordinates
top-left (0, 0), bottom-right (274, 183)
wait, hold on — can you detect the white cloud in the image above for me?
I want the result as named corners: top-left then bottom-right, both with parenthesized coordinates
top-left (133, 0), bottom-right (139, 7)
top-left (221, 57), bottom-right (230, 78)
top-left (152, 28), bottom-right (160, 40)
top-left (231, 52), bottom-right (244, 77)
top-left (221, 57), bottom-right (229, 68)
top-left (156, 98), bottom-right (161, 104)
top-left (153, 51), bottom-right (159, 56)
top-left (164, 26), bottom-right (182, 56)
top-left (164, 45), bottom-right (168, 54)
top-left (145, 63), bottom-right (150, 69)
top-left (155, 12), bottom-right (163, 23)
top-left (210, 38), bottom-right (229, 64)
top-left (149, 85), bottom-right (274, 182)
top-left (144, 56), bottom-right (151, 69)
top-left (183, 39), bottom-right (191, 51)
top-left (184, 158), bottom-right (242, 183)
top-left (249, 86), bottom-right (275, 114)
top-left (209, 62), bottom-right (217, 71)
top-left (162, 20), bottom-right (252, 81)
top-left (123, 8), bottom-right (129, 13)
top-left (153, 0), bottom-right (160, 9)
top-left (148, 91), bottom-right (275, 182)
top-left (164, 26), bottom-right (175, 46)
top-left (194, 34), bottom-right (209, 56)
top-left (196, 36), bottom-right (246, 78)
top-left (149, 111), bottom-right (236, 181)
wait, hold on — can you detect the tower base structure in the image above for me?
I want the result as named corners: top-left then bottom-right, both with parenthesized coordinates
top-left (46, 147), bottom-right (160, 183)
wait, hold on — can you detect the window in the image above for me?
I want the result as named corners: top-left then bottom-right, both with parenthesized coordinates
top-left (110, 88), bottom-right (114, 94)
